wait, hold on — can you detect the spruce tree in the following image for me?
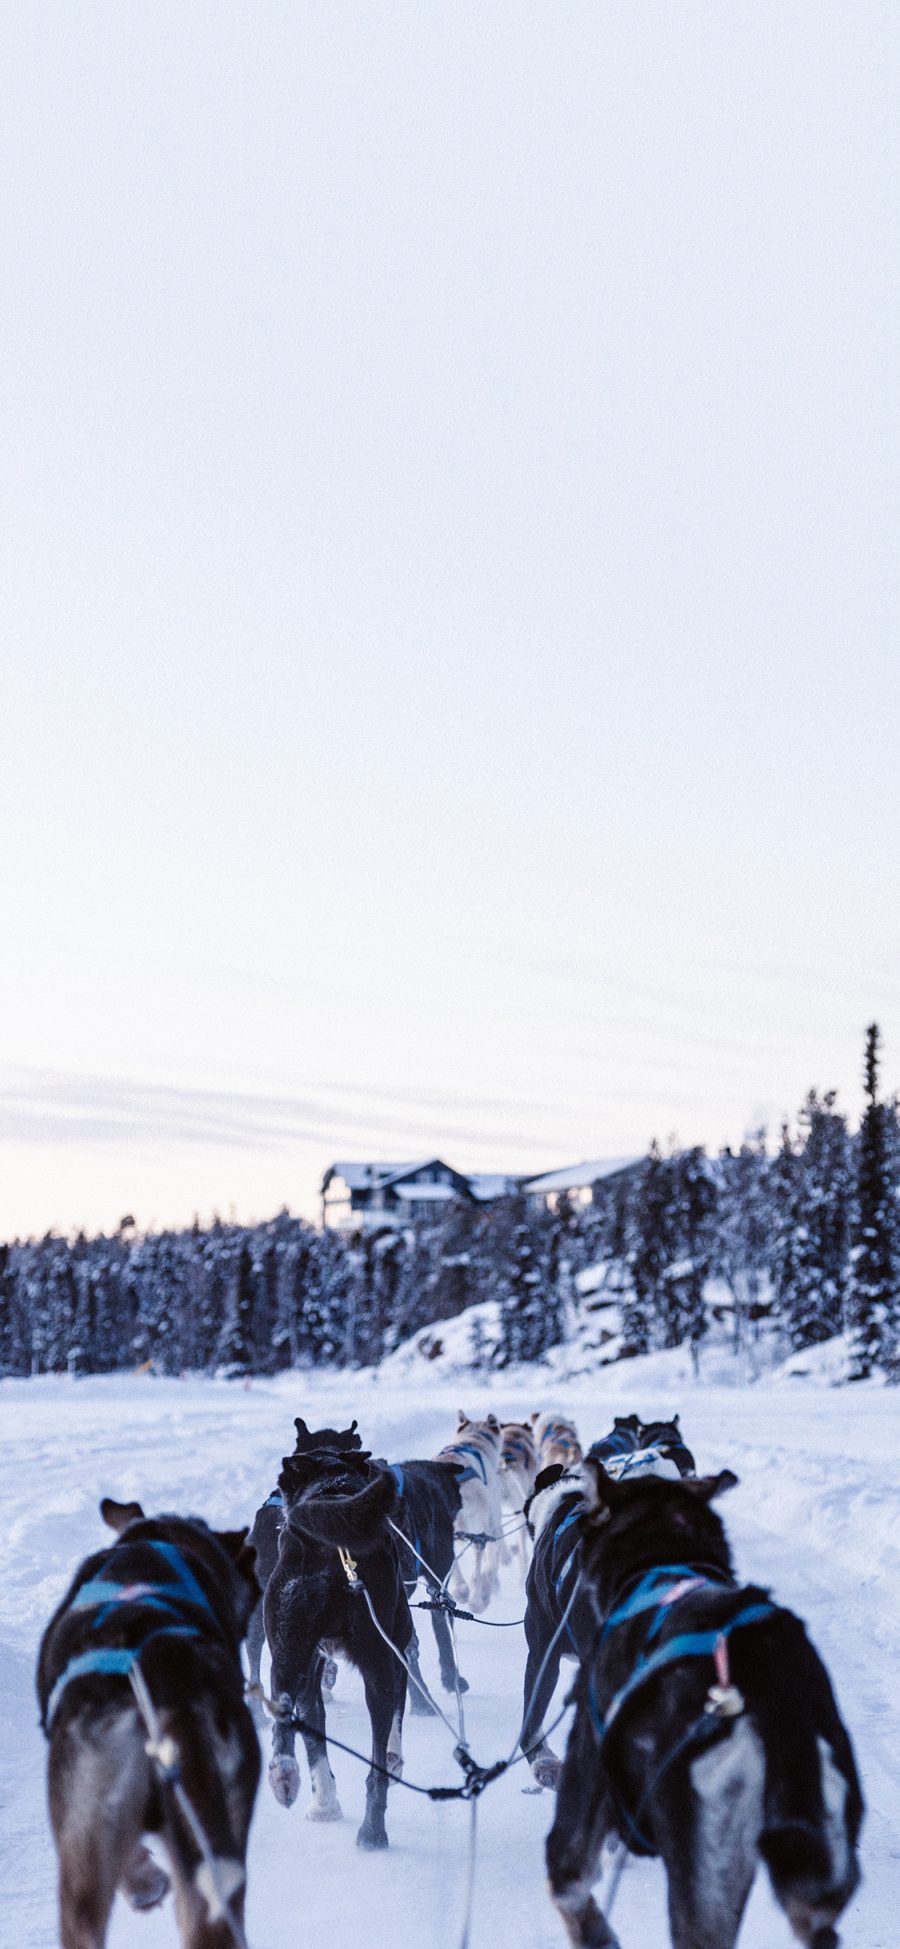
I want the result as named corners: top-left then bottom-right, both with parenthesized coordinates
top-left (848, 1025), bottom-right (897, 1377)
top-left (624, 1142), bottom-right (672, 1353)
top-left (715, 1132), bottom-right (770, 1349)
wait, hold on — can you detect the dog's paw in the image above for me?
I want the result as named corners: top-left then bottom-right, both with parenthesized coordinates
top-left (410, 1687), bottom-right (438, 1716)
top-left (357, 1823), bottom-right (389, 1849)
top-left (321, 1657), bottom-right (338, 1694)
top-left (306, 1800), bottom-right (344, 1822)
top-left (121, 1843), bottom-right (170, 1911)
top-left (268, 1755), bottom-right (301, 1808)
top-left (445, 1673), bottom-right (469, 1695)
top-left (531, 1753), bottom-right (562, 1790)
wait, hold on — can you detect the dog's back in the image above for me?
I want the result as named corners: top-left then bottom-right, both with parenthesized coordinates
top-left (531, 1411), bottom-right (583, 1472)
top-left (37, 1502), bottom-right (260, 1949)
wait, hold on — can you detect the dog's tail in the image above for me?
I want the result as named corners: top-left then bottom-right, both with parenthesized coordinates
top-left (288, 1467), bottom-right (398, 1552)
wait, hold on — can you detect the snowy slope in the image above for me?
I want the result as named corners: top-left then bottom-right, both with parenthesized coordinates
top-left (1, 1364), bottom-right (897, 1948)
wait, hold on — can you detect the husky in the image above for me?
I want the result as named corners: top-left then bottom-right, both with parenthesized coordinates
top-left (36, 1498), bottom-right (260, 1949)
top-left (637, 1413), bottom-right (696, 1477)
top-left (245, 1418), bottom-right (362, 1719)
top-left (265, 1442), bottom-right (411, 1849)
top-left (586, 1415), bottom-right (642, 1468)
top-left (546, 1459), bottom-right (863, 1949)
top-left (531, 1411), bottom-right (583, 1473)
top-left (436, 1411), bottom-right (504, 1613)
top-left (520, 1461), bottom-right (591, 1786)
top-left (499, 1421), bottom-right (538, 1578)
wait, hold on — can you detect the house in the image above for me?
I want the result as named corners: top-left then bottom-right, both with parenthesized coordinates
top-left (321, 1159), bottom-right (488, 1231)
top-left (522, 1157), bottom-right (638, 1215)
top-left (320, 1156), bottom-right (635, 1231)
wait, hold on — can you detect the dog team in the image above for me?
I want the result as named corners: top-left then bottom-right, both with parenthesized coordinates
top-left (37, 1405), bottom-right (863, 1949)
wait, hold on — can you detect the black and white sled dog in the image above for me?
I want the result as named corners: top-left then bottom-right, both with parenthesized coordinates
top-left (436, 1411), bottom-right (504, 1613)
top-left (637, 1413), bottom-right (696, 1477)
top-left (37, 1497), bottom-right (260, 1949)
top-left (546, 1459), bottom-right (863, 1949)
top-left (245, 1417), bottom-right (362, 1718)
top-left (521, 1425), bottom-right (683, 1787)
top-left (386, 1456), bottom-right (466, 1709)
top-left (265, 1438), bottom-right (411, 1848)
top-left (498, 1421), bottom-right (538, 1578)
top-left (586, 1415), bottom-right (642, 1469)
top-left (521, 1457), bottom-right (592, 1787)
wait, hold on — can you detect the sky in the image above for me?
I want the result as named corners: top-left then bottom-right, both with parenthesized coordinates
top-left (2, 3), bottom-right (899, 1239)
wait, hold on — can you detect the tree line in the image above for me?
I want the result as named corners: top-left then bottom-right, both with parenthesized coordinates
top-left (1, 1026), bottom-right (897, 1383)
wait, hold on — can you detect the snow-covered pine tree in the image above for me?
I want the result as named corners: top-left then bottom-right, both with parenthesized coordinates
top-left (496, 1203), bottom-right (549, 1365)
top-left (663, 1147), bottom-right (715, 1362)
top-left (216, 1239), bottom-right (255, 1376)
top-left (625, 1142), bottom-right (672, 1354)
top-left (788, 1090), bottom-right (852, 1347)
top-left (715, 1132), bottom-right (770, 1350)
top-left (768, 1122), bottom-right (802, 1346)
top-left (848, 1025), bottom-right (898, 1377)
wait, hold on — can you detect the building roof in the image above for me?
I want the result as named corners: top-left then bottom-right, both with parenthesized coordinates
top-left (523, 1157), bottom-right (638, 1195)
top-left (323, 1161), bottom-right (422, 1193)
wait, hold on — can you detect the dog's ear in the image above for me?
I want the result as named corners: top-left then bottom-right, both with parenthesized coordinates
top-left (457, 1409), bottom-right (469, 1428)
top-left (486, 1412), bottom-right (500, 1432)
top-left (100, 1497), bottom-right (144, 1533)
top-left (216, 1525), bottom-right (259, 1590)
top-left (582, 1455), bottom-right (623, 1525)
top-left (533, 1462), bottom-right (565, 1496)
top-left (682, 1469), bottom-right (738, 1502)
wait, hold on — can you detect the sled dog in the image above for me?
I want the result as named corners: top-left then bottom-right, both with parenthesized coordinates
top-left (546, 1460), bottom-right (863, 1949)
top-left (265, 1441), bottom-right (410, 1848)
top-left (436, 1411), bottom-right (504, 1613)
top-left (531, 1411), bottom-right (583, 1473)
top-left (37, 1499), bottom-right (260, 1949)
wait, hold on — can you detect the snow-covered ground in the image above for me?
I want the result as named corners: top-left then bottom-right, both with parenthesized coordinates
top-left (2, 1359), bottom-right (897, 1947)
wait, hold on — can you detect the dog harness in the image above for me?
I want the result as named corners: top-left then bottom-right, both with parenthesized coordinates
top-left (540, 1421), bottom-right (579, 1455)
top-left (588, 1424), bottom-right (639, 1464)
top-left (45, 1542), bottom-right (218, 1729)
top-left (265, 1490), bottom-right (284, 1508)
top-left (500, 1432), bottom-right (533, 1469)
top-left (587, 1563), bottom-right (777, 1745)
top-left (446, 1442), bottom-right (489, 1486)
top-left (388, 1464), bottom-right (425, 1579)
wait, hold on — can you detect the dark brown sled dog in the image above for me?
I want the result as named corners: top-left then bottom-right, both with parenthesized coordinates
top-left (37, 1498), bottom-right (260, 1949)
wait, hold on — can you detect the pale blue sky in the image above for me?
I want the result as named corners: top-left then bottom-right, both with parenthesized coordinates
top-left (2, 3), bottom-right (898, 1237)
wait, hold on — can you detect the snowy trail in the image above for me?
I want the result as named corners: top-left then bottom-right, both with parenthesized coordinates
top-left (1, 1369), bottom-right (897, 1948)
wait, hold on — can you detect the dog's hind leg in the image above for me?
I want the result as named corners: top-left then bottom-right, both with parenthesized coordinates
top-left (521, 1622), bottom-right (564, 1788)
top-left (300, 1657), bottom-right (343, 1823)
top-left (405, 1623), bottom-right (437, 1715)
top-left (357, 1641), bottom-right (396, 1849)
top-left (50, 1710), bottom-right (150, 1949)
top-left (546, 1730), bottom-right (620, 1949)
top-left (244, 1598), bottom-right (268, 1726)
top-left (430, 1585), bottom-right (469, 1696)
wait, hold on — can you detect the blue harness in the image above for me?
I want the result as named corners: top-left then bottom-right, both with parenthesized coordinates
top-left (585, 1563), bottom-right (777, 1855)
top-left (449, 1442), bottom-right (488, 1487)
top-left (265, 1490), bottom-right (284, 1508)
top-left (587, 1563), bottom-right (776, 1746)
top-left (389, 1465), bottom-right (426, 1579)
top-left (45, 1542), bottom-right (216, 1729)
top-left (588, 1425), bottom-right (638, 1464)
